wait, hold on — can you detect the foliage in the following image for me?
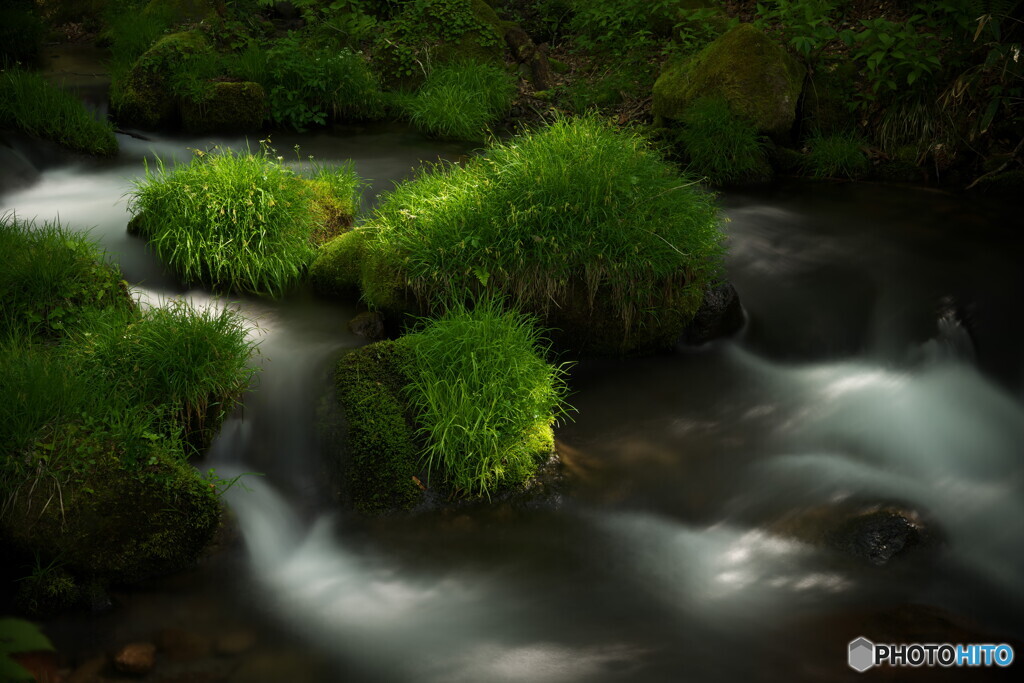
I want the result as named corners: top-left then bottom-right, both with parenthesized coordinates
top-left (570, 0), bottom-right (729, 57)
top-left (0, 3), bottom-right (44, 67)
top-left (400, 300), bottom-right (571, 497)
top-left (803, 130), bottom-right (869, 178)
top-left (405, 60), bottom-right (515, 139)
top-left (842, 15), bottom-right (943, 99)
top-left (0, 618), bottom-right (53, 682)
top-left (72, 302), bottom-right (258, 450)
top-left (358, 114), bottom-right (724, 353)
top-left (755, 0), bottom-right (842, 65)
top-left (128, 142), bottom-right (360, 297)
top-left (0, 70), bottom-right (118, 156)
top-left (240, 35), bottom-right (384, 129)
top-left (675, 97), bottom-right (769, 184)
top-left (0, 214), bottom-right (130, 341)
top-left (372, 0), bottom-right (502, 85)
top-left (105, 2), bottom-right (173, 70)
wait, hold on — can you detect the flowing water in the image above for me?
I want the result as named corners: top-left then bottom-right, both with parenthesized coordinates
top-left (2, 123), bottom-right (1023, 682)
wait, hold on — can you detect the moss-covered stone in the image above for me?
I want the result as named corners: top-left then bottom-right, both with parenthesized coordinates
top-left (310, 229), bottom-right (366, 298)
top-left (653, 23), bottom-right (805, 137)
top-left (1, 438), bottom-right (220, 586)
top-left (180, 81), bottom-right (266, 134)
top-left (334, 341), bottom-right (422, 515)
top-left (970, 169), bottom-right (1024, 198)
top-left (112, 31), bottom-right (210, 129)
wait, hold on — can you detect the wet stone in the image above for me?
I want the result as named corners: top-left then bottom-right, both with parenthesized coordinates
top-left (114, 642), bottom-right (157, 675)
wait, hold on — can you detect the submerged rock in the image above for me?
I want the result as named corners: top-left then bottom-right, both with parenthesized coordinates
top-left (347, 310), bottom-right (386, 341)
top-left (653, 23), bottom-right (805, 137)
top-left (678, 280), bottom-right (745, 346)
top-left (114, 642), bottom-right (157, 675)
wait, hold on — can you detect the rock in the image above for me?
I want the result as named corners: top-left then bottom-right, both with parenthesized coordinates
top-left (214, 630), bottom-right (257, 657)
top-left (0, 136), bottom-right (40, 193)
top-left (828, 508), bottom-right (925, 565)
top-left (180, 81), bottom-right (266, 135)
top-left (347, 311), bottom-right (385, 341)
top-left (158, 627), bottom-right (211, 662)
top-left (653, 23), bottom-right (805, 138)
top-left (114, 642), bottom-right (157, 675)
top-left (678, 281), bottom-right (744, 345)
top-left (112, 31), bottom-right (210, 129)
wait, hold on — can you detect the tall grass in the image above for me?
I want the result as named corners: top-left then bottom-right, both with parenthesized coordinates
top-left (72, 302), bottom-right (258, 449)
top-left (105, 4), bottom-right (172, 71)
top-left (0, 70), bottom-right (118, 156)
top-left (803, 131), bottom-right (869, 179)
top-left (405, 61), bottom-right (516, 140)
top-left (400, 299), bottom-right (571, 497)
top-left (364, 115), bottom-right (723, 339)
top-left (128, 144), bottom-right (360, 297)
top-left (0, 213), bottom-right (130, 340)
top-left (675, 97), bottom-right (768, 184)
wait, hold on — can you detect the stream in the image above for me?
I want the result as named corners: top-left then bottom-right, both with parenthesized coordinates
top-left (2, 124), bottom-right (1022, 682)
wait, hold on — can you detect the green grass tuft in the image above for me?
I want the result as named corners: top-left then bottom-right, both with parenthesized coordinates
top-left (803, 131), bottom-right (870, 179)
top-left (128, 143), bottom-right (361, 297)
top-left (358, 114), bottom-right (724, 353)
top-left (405, 60), bottom-right (515, 140)
top-left (0, 213), bottom-right (131, 340)
top-left (0, 70), bottom-right (118, 156)
top-left (399, 299), bottom-right (571, 498)
top-left (675, 97), bottom-right (769, 185)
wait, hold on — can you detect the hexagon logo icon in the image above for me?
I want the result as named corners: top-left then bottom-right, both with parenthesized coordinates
top-left (849, 637), bottom-right (875, 672)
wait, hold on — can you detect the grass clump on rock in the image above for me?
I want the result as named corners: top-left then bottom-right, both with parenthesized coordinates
top-left (406, 60), bottom-right (515, 140)
top-left (675, 97), bottom-right (770, 185)
top-left (0, 70), bottom-right (118, 157)
top-left (334, 300), bottom-right (570, 512)
top-left (314, 115), bottom-right (725, 354)
top-left (128, 142), bottom-right (360, 297)
top-left (803, 131), bottom-right (869, 179)
top-left (0, 214), bottom-right (259, 614)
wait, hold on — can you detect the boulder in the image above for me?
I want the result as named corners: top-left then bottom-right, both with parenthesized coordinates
top-left (114, 642), bottom-right (157, 675)
top-left (112, 31), bottom-right (210, 129)
top-left (180, 81), bottom-right (266, 134)
top-left (678, 280), bottom-right (745, 345)
top-left (653, 23), bottom-right (805, 138)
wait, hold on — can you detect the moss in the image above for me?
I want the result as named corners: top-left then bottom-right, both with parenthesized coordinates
top-left (652, 23), bottom-right (805, 137)
top-left (13, 566), bottom-right (80, 618)
top-left (112, 31), bottom-right (211, 129)
top-left (876, 159), bottom-right (923, 183)
top-left (180, 81), bottom-right (266, 134)
top-left (309, 229), bottom-right (365, 298)
top-left (334, 341), bottom-right (422, 515)
top-left (304, 179), bottom-right (356, 245)
top-left (1, 437), bottom-right (220, 586)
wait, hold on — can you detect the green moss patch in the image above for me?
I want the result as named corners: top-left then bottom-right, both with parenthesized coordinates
top-left (653, 23), bottom-right (805, 137)
top-left (180, 80), bottom-right (266, 134)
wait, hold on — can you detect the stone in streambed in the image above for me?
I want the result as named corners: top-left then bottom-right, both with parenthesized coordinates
top-left (678, 281), bottom-right (745, 346)
top-left (114, 642), bottom-right (157, 675)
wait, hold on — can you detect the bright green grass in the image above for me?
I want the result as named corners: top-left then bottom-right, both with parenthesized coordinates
top-left (72, 301), bottom-right (258, 450)
top-left (400, 299), bottom-right (572, 497)
top-left (364, 114), bottom-right (723, 339)
top-left (406, 60), bottom-right (515, 140)
top-left (128, 145), bottom-right (360, 297)
top-left (676, 97), bottom-right (768, 184)
top-left (804, 131), bottom-right (870, 179)
top-left (0, 70), bottom-right (118, 156)
top-left (0, 213), bottom-right (130, 340)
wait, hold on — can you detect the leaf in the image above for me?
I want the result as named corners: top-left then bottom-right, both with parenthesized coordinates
top-left (473, 266), bottom-right (490, 286)
top-left (0, 657), bottom-right (33, 683)
top-left (0, 619), bottom-right (55, 656)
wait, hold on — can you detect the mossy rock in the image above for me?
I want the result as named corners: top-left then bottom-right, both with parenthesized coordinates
top-left (309, 229), bottom-right (366, 298)
top-left (112, 31), bottom-right (210, 129)
top-left (876, 159), bottom-right (923, 184)
top-left (334, 340), bottom-right (422, 515)
top-left (180, 81), bottom-right (266, 134)
top-left (1, 439), bottom-right (220, 586)
top-left (652, 23), bottom-right (805, 137)
top-left (969, 169), bottom-right (1024, 198)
